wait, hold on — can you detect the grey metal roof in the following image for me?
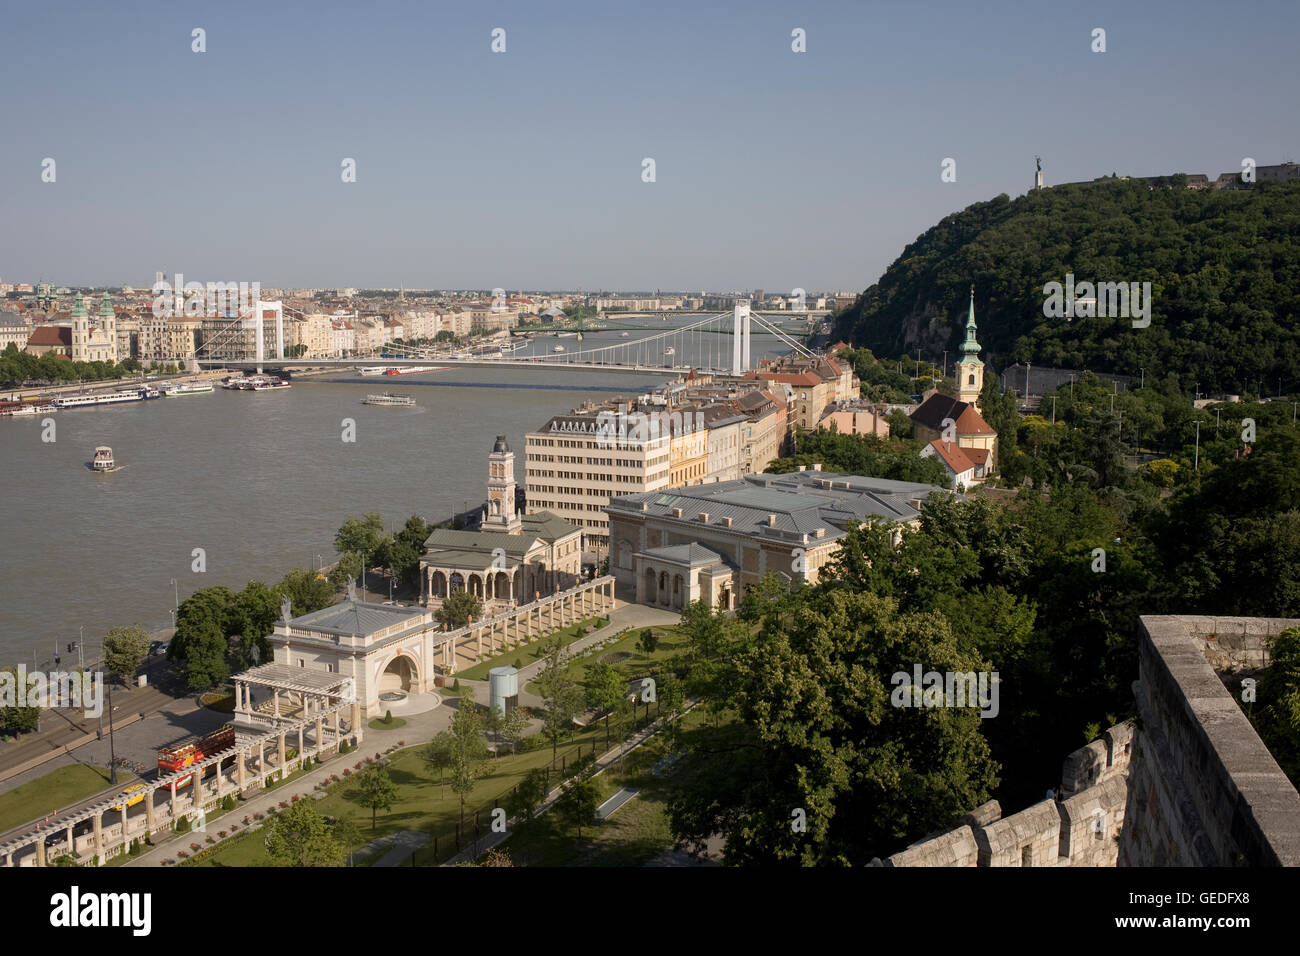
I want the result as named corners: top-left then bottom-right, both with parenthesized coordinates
top-left (0, 312), bottom-right (27, 328)
top-left (290, 599), bottom-right (424, 637)
top-left (637, 543), bottom-right (729, 567)
top-left (608, 471), bottom-right (954, 540)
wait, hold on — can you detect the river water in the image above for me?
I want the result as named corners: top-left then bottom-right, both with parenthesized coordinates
top-left (0, 321), bottom-right (804, 663)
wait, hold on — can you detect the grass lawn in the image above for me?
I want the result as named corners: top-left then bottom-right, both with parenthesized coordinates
top-left (200, 692), bottom-right (235, 712)
top-left (192, 727), bottom-right (620, 867)
top-left (497, 791), bottom-right (675, 867)
top-left (0, 764), bottom-right (134, 832)
top-left (368, 716), bottom-right (407, 731)
top-left (456, 616), bottom-right (609, 682)
top-left (524, 625), bottom-right (686, 696)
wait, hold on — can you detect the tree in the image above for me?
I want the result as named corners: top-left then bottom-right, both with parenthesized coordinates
top-left (423, 733), bottom-right (453, 788)
top-left (436, 589), bottom-right (482, 630)
top-left (330, 553), bottom-right (362, 588)
top-left (499, 704), bottom-right (529, 755)
top-left (231, 581), bottom-right (279, 667)
top-left (102, 625), bottom-right (150, 684)
top-left (0, 666), bottom-right (40, 736)
top-left (535, 638), bottom-right (582, 763)
top-left (584, 661), bottom-right (625, 750)
top-left (263, 799), bottom-right (346, 866)
top-left (353, 764), bottom-right (398, 831)
top-left (506, 768), bottom-right (547, 825)
top-left (335, 513), bottom-right (385, 560)
top-left (446, 702), bottom-right (490, 827)
top-left (169, 586), bottom-right (237, 664)
top-left (637, 629), bottom-right (659, 655)
top-left (180, 624), bottom-right (230, 691)
top-left (554, 778), bottom-right (601, 840)
top-left (277, 568), bottom-right (334, 616)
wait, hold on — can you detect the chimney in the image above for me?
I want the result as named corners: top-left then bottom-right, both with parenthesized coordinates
top-left (812, 463), bottom-right (822, 471)
top-left (698, 512), bottom-right (710, 523)
top-left (672, 507), bottom-right (683, 518)
top-left (797, 465), bottom-right (805, 472)
top-left (721, 516), bottom-right (733, 527)
top-left (814, 528), bottom-right (826, 538)
top-left (767, 514), bottom-right (778, 527)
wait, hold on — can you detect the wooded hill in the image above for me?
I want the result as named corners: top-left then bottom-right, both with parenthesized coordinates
top-left (833, 178), bottom-right (1300, 396)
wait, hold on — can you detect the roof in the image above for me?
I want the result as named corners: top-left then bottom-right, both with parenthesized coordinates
top-left (926, 439), bottom-right (976, 475)
top-left (608, 471), bottom-right (954, 541)
top-left (422, 510), bottom-right (579, 556)
top-left (0, 312), bottom-right (27, 329)
top-left (288, 599), bottom-right (425, 637)
top-left (27, 326), bottom-right (71, 347)
top-left (637, 543), bottom-right (729, 568)
top-left (909, 393), bottom-right (996, 436)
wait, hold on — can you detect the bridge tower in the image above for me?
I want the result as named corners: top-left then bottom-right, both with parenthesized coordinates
top-left (732, 299), bottom-right (752, 374)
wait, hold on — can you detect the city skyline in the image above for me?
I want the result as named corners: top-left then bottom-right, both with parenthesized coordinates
top-left (2, 0), bottom-right (1296, 291)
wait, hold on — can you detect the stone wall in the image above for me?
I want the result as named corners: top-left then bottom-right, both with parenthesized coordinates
top-left (884, 721), bottom-right (1133, 867)
top-left (1118, 615), bottom-right (1300, 867)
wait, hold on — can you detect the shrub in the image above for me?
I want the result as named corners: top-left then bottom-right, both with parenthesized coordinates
top-left (175, 816), bottom-right (191, 834)
top-left (355, 761), bottom-right (363, 769)
top-left (243, 816), bottom-right (251, 825)
top-left (397, 740), bottom-right (405, 747)
top-left (384, 709), bottom-right (392, 722)
top-left (205, 836), bottom-right (215, 845)
top-left (365, 757), bottom-right (374, 764)
top-left (253, 812), bottom-right (263, 821)
top-left (452, 678), bottom-right (460, 691)
top-left (279, 801), bottom-right (288, 809)
top-left (342, 769), bottom-right (352, 777)
top-left (513, 659), bottom-right (522, 670)
top-left (291, 794), bottom-right (300, 802)
top-left (177, 850), bottom-right (188, 859)
top-left (217, 830), bottom-right (227, 838)
top-left (191, 842), bottom-right (202, 851)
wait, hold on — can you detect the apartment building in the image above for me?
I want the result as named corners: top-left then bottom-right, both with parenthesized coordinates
top-left (525, 410), bottom-right (673, 561)
top-left (744, 354), bottom-right (858, 430)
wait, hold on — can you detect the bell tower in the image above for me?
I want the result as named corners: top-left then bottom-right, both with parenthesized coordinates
top-left (957, 286), bottom-right (985, 409)
top-left (98, 292), bottom-right (118, 362)
top-left (482, 435), bottom-right (521, 533)
top-left (70, 292), bottom-right (89, 362)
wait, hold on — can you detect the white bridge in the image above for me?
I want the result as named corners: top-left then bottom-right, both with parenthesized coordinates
top-left (196, 302), bottom-right (821, 375)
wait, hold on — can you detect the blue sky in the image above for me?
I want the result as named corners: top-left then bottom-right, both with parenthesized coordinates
top-left (1, 0), bottom-right (1295, 292)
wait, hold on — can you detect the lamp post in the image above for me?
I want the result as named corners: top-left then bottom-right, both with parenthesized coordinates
top-left (170, 578), bottom-right (178, 617)
top-left (1194, 420), bottom-right (1201, 472)
top-left (1139, 367), bottom-right (1145, 389)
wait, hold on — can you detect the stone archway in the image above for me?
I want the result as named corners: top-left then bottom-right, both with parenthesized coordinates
top-left (449, 572), bottom-right (464, 594)
top-left (672, 573), bottom-right (685, 609)
top-left (430, 570), bottom-right (447, 599)
top-left (644, 566), bottom-right (657, 603)
top-left (658, 571), bottom-right (670, 607)
top-left (379, 654), bottom-right (417, 695)
top-left (717, 586), bottom-right (731, 610)
top-left (493, 571), bottom-right (511, 600)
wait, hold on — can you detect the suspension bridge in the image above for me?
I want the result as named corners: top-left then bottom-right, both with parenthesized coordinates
top-left (194, 302), bottom-right (822, 376)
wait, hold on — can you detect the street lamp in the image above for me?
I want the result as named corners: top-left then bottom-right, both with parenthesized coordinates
top-left (170, 578), bottom-right (179, 617)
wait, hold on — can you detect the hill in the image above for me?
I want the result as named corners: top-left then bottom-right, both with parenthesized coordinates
top-left (833, 179), bottom-right (1300, 395)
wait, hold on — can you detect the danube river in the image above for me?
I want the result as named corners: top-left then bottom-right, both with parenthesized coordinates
top-left (0, 323), bottom-right (802, 663)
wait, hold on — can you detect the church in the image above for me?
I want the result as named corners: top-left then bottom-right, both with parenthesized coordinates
top-left (911, 287), bottom-right (998, 483)
top-left (418, 436), bottom-right (583, 615)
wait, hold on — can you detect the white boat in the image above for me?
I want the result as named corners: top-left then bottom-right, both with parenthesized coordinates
top-left (664, 347), bottom-right (675, 356)
top-left (54, 386), bottom-right (161, 409)
top-left (552, 345), bottom-right (565, 353)
top-left (360, 366), bottom-right (393, 376)
top-left (384, 365), bottom-right (447, 375)
top-left (620, 331), bottom-right (629, 337)
top-left (251, 377), bottom-right (290, 391)
top-left (362, 393), bottom-right (416, 407)
top-left (161, 382), bottom-right (213, 396)
top-left (91, 446), bottom-right (116, 472)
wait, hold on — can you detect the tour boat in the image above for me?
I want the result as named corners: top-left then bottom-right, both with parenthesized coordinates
top-left (362, 393), bottom-right (416, 407)
top-left (360, 366), bottom-right (393, 376)
top-left (161, 382), bottom-right (213, 396)
top-left (251, 377), bottom-right (291, 390)
top-left (620, 331), bottom-right (629, 337)
top-left (53, 386), bottom-right (161, 409)
top-left (91, 446), bottom-right (116, 472)
top-left (664, 347), bottom-right (675, 356)
top-left (552, 345), bottom-right (565, 353)
top-left (384, 365), bottom-right (447, 375)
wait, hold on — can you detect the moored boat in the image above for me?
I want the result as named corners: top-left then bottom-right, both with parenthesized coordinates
top-left (53, 386), bottom-right (160, 409)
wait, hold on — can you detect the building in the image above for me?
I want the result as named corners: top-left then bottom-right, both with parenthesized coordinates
top-left (920, 438), bottom-right (980, 488)
top-left (818, 401), bottom-right (891, 438)
top-left (607, 469), bottom-right (954, 609)
top-left (69, 293), bottom-right (117, 363)
top-left (25, 325), bottom-right (72, 358)
top-left (0, 312), bottom-right (30, 351)
top-left (420, 436), bottom-right (583, 612)
top-left (744, 354), bottom-right (858, 430)
top-left (909, 290), bottom-right (998, 475)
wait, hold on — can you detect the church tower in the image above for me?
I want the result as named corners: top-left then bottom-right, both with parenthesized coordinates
top-left (482, 435), bottom-right (522, 533)
top-left (957, 286), bottom-right (985, 409)
top-left (70, 292), bottom-right (89, 362)
top-left (98, 292), bottom-right (117, 362)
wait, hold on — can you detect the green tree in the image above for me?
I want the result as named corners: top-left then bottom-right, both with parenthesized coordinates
top-left (584, 660), bottom-right (625, 750)
top-left (335, 513), bottom-right (385, 560)
top-left (353, 764), bottom-right (398, 831)
top-left (0, 666), bottom-right (40, 735)
top-left (277, 568), bottom-right (334, 616)
top-left (263, 798), bottom-right (346, 866)
top-left (637, 628), bottom-right (659, 655)
top-left (231, 581), bottom-right (279, 667)
top-left (499, 704), bottom-right (529, 755)
top-left (330, 553), bottom-right (362, 588)
top-left (535, 638), bottom-right (582, 763)
top-left (446, 702), bottom-right (490, 827)
top-left (102, 625), bottom-right (150, 684)
top-left (554, 777), bottom-right (601, 839)
top-left (435, 589), bottom-right (482, 630)
top-left (506, 767), bottom-right (548, 825)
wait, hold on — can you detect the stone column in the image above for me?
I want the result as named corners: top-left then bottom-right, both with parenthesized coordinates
top-left (277, 732), bottom-right (286, 775)
top-left (216, 760), bottom-right (225, 797)
top-left (92, 812), bottom-right (103, 865)
top-left (65, 824), bottom-right (74, 857)
top-left (170, 781), bottom-right (178, 819)
top-left (35, 836), bottom-right (46, 867)
top-left (351, 699), bottom-right (362, 745)
top-left (297, 725), bottom-right (304, 765)
top-left (315, 716), bottom-right (324, 757)
top-left (146, 792), bottom-right (156, 834)
top-left (273, 690), bottom-right (280, 720)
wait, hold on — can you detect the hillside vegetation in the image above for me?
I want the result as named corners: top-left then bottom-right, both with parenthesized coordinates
top-left (834, 179), bottom-right (1300, 396)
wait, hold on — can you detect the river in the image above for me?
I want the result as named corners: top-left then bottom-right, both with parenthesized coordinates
top-left (0, 323), bottom-right (802, 663)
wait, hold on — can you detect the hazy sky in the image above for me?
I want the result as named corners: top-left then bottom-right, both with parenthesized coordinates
top-left (2, 0), bottom-right (1295, 292)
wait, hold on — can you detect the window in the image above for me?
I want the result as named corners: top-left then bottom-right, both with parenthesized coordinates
top-left (1021, 845), bottom-right (1033, 867)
